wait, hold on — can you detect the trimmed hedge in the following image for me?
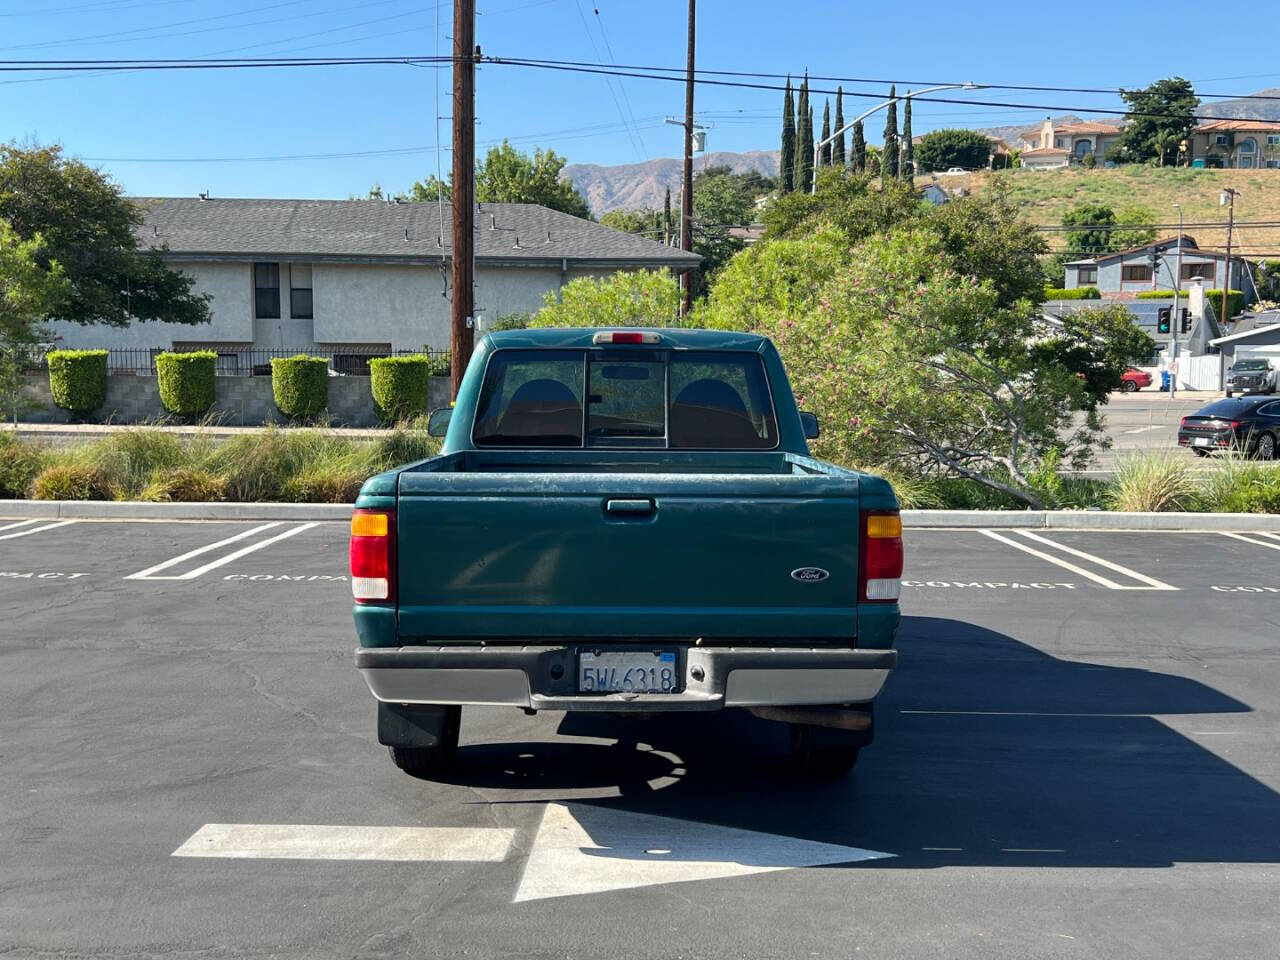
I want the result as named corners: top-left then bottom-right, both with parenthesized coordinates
top-left (1044, 287), bottom-right (1101, 300)
top-left (1136, 288), bottom-right (1246, 318)
top-left (47, 349), bottom-right (108, 416)
top-left (370, 354), bottom-right (434, 423)
top-left (155, 351), bottom-right (216, 418)
top-left (271, 355), bottom-right (329, 421)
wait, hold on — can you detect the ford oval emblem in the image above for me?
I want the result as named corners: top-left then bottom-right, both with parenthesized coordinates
top-left (791, 567), bottom-right (830, 583)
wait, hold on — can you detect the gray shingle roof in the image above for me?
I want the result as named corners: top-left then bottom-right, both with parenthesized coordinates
top-left (134, 197), bottom-right (700, 269)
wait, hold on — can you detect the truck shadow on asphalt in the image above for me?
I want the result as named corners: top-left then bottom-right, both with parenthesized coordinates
top-left (449, 616), bottom-right (1279, 868)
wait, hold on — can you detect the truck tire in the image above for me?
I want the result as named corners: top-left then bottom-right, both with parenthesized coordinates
top-left (387, 705), bottom-right (460, 778)
top-left (788, 721), bottom-right (866, 778)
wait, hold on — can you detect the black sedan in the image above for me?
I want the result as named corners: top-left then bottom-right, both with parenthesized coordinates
top-left (1178, 396), bottom-right (1280, 459)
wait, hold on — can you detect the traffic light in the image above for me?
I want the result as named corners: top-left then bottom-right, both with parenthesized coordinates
top-left (1157, 306), bottom-right (1172, 334)
top-left (1180, 308), bottom-right (1191, 334)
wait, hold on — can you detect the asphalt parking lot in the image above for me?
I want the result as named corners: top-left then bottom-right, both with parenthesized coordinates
top-left (4, 517), bottom-right (1280, 959)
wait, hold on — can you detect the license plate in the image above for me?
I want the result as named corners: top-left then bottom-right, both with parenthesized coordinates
top-left (578, 650), bottom-right (678, 694)
top-left (1194, 437), bottom-right (1212, 447)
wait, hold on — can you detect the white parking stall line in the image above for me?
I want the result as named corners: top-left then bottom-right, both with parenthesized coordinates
top-left (126, 522), bottom-right (320, 581)
top-left (0, 519), bottom-right (40, 533)
top-left (1220, 532), bottom-right (1280, 553)
top-left (124, 523), bottom-right (284, 580)
top-left (978, 530), bottom-right (1135, 590)
top-left (1014, 530), bottom-right (1178, 591)
top-left (0, 519), bottom-right (76, 541)
top-left (172, 823), bottom-right (515, 862)
top-left (177, 523), bottom-right (320, 579)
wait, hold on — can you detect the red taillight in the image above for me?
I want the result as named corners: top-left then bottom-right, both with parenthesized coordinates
top-left (350, 509), bottom-right (395, 604)
top-left (1180, 417), bottom-right (1187, 428)
top-left (859, 509), bottom-right (904, 603)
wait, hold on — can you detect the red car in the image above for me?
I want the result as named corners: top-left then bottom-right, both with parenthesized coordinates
top-left (1120, 367), bottom-right (1152, 393)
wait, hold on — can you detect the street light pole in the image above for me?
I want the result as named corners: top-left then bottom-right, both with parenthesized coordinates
top-left (811, 82), bottom-right (985, 193)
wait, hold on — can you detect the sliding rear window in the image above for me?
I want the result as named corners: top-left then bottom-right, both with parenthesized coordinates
top-left (472, 348), bottom-right (778, 449)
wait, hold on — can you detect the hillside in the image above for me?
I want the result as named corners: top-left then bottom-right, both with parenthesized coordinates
top-left (1200, 89), bottom-right (1280, 121)
top-left (945, 165), bottom-right (1280, 260)
top-left (564, 150), bottom-right (779, 216)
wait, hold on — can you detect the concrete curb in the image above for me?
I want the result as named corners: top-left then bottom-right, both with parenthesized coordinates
top-left (2, 500), bottom-right (1279, 530)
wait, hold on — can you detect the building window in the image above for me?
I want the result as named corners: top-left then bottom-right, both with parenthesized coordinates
top-left (1122, 265), bottom-right (1152, 282)
top-left (1268, 160), bottom-right (1280, 169)
top-left (1268, 135), bottom-right (1280, 146)
top-left (254, 263), bottom-right (280, 319)
top-left (1077, 266), bottom-right (1097, 285)
top-left (1215, 134), bottom-right (1230, 146)
top-left (1055, 137), bottom-right (1065, 148)
top-left (289, 264), bottom-right (313, 320)
top-left (1181, 263), bottom-right (1215, 281)
top-left (1238, 138), bottom-right (1256, 153)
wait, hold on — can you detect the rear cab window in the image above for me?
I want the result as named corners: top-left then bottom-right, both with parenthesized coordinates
top-left (472, 348), bottom-right (778, 449)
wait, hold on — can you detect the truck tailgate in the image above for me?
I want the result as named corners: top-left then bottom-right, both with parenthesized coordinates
top-left (396, 469), bottom-right (860, 640)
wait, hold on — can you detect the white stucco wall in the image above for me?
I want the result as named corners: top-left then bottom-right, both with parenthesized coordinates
top-left (44, 259), bottom-right (636, 354)
top-left (44, 260), bottom-right (253, 350)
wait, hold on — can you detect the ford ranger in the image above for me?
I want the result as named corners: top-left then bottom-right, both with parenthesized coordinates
top-left (350, 328), bottom-right (902, 778)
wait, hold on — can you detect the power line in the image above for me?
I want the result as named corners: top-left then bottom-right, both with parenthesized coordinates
top-left (570, 0), bottom-right (644, 162)
top-left (591, 3), bottom-right (648, 159)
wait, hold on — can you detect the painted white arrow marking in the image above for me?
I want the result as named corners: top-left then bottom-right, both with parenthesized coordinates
top-left (172, 823), bottom-right (515, 862)
top-left (513, 803), bottom-right (893, 903)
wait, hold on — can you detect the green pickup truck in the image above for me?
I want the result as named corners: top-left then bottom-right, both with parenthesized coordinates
top-left (350, 328), bottom-right (902, 777)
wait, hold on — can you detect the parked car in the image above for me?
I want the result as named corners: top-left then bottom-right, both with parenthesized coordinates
top-left (942, 167), bottom-right (967, 175)
top-left (350, 328), bottom-right (903, 779)
top-left (1178, 396), bottom-right (1280, 459)
top-left (1224, 358), bottom-right (1277, 397)
top-left (1120, 367), bottom-right (1152, 393)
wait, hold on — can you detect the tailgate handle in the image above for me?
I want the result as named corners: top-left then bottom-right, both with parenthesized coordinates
top-left (604, 498), bottom-right (655, 516)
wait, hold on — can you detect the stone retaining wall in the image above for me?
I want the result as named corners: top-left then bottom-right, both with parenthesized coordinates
top-left (18, 374), bottom-right (449, 427)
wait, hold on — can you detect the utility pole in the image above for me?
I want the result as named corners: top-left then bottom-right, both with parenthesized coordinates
top-left (679, 0), bottom-right (695, 317)
top-left (450, 0), bottom-right (476, 400)
top-left (1220, 188), bottom-right (1240, 329)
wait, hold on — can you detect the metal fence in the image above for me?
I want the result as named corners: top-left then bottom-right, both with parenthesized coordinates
top-left (92, 346), bottom-right (450, 377)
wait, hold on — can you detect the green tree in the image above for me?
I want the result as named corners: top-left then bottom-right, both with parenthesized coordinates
top-left (780, 76), bottom-right (795, 194)
top-left (900, 94), bottom-right (914, 179)
top-left (0, 220), bottom-right (70, 421)
top-left (409, 175), bottom-right (451, 202)
top-left (820, 99), bottom-right (831, 167)
top-left (1112, 204), bottom-right (1158, 250)
top-left (1108, 77), bottom-right (1200, 166)
top-left (882, 86), bottom-right (899, 181)
top-left (689, 166), bottom-right (757, 295)
top-left (851, 120), bottom-right (866, 172)
top-left (600, 208), bottom-right (663, 237)
top-left (913, 128), bottom-right (993, 173)
top-left (1062, 202), bottom-right (1119, 258)
top-left (530, 268), bottom-right (681, 328)
top-left (832, 88), bottom-right (846, 168)
top-left (663, 186), bottom-right (673, 245)
top-left (0, 145), bottom-right (210, 328)
top-left (794, 74), bottom-right (813, 193)
top-left (474, 141), bottom-right (591, 218)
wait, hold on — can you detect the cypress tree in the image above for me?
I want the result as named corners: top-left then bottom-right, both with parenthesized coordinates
top-left (663, 185), bottom-right (673, 244)
top-left (803, 107), bottom-right (815, 190)
top-left (882, 85), bottom-right (899, 182)
top-left (900, 93), bottom-right (914, 179)
top-left (793, 73), bottom-right (809, 193)
top-left (780, 76), bottom-right (795, 194)
top-left (851, 119), bottom-right (865, 172)
top-left (832, 87), bottom-right (845, 167)
top-left (820, 99), bottom-right (831, 167)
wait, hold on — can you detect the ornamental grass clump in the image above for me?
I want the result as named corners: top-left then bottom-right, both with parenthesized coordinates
top-left (0, 433), bottom-right (46, 498)
top-left (1105, 452), bottom-right (1197, 513)
top-left (1199, 453), bottom-right (1280, 514)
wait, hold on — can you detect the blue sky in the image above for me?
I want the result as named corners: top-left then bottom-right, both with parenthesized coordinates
top-left (1, 0), bottom-right (1277, 201)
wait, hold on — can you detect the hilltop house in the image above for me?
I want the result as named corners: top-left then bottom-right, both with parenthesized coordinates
top-left (1018, 117), bottom-right (1123, 169)
top-left (43, 197), bottom-right (701, 367)
top-left (1062, 236), bottom-right (1257, 300)
top-left (1190, 119), bottom-right (1280, 168)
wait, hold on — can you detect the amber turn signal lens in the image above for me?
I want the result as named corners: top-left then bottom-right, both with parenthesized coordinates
top-left (865, 513), bottom-right (902, 539)
top-left (351, 512), bottom-right (388, 538)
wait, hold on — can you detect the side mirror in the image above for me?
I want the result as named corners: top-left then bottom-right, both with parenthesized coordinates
top-left (426, 407), bottom-right (453, 438)
top-left (799, 411), bottom-right (820, 440)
